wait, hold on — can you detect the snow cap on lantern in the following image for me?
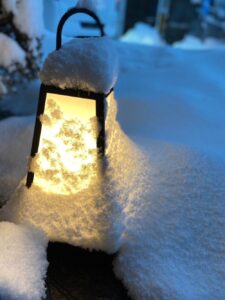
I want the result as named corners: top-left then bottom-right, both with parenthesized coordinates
top-left (39, 35), bottom-right (119, 95)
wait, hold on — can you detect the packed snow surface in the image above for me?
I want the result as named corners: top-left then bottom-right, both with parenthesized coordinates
top-left (40, 36), bottom-right (119, 94)
top-left (1, 41), bottom-right (225, 299)
top-left (121, 22), bottom-right (225, 50)
top-left (0, 222), bottom-right (48, 300)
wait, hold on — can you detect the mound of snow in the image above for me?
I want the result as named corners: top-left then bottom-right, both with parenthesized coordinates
top-left (114, 140), bottom-right (225, 300)
top-left (121, 22), bottom-right (165, 46)
top-left (0, 222), bottom-right (48, 300)
top-left (40, 37), bottom-right (119, 94)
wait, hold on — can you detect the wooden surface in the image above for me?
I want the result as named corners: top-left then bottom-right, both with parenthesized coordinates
top-left (47, 242), bottom-right (131, 300)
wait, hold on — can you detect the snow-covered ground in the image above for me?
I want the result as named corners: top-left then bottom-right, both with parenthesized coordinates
top-left (121, 22), bottom-right (225, 50)
top-left (115, 43), bottom-right (225, 299)
top-left (173, 34), bottom-right (225, 50)
top-left (0, 32), bottom-right (225, 299)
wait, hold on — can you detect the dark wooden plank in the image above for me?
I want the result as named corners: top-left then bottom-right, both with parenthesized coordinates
top-left (47, 242), bottom-right (131, 300)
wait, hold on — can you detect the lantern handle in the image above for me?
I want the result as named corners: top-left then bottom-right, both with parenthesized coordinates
top-left (56, 7), bottom-right (105, 50)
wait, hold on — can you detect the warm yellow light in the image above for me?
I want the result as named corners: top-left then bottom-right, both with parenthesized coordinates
top-left (31, 93), bottom-right (98, 195)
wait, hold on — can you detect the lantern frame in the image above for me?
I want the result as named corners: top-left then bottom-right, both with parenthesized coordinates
top-left (26, 7), bottom-right (110, 189)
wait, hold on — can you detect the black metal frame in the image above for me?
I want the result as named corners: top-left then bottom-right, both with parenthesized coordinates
top-left (56, 7), bottom-right (105, 50)
top-left (26, 84), bottom-right (108, 188)
top-left (26, 7), bottom-right (110, 188)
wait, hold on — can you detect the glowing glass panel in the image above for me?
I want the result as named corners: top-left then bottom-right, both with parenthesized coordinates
top-left (32, 93), bottom-right (98, 195)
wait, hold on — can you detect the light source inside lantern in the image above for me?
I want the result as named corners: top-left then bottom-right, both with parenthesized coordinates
top-left (31, 93), bottom-right (98, 195)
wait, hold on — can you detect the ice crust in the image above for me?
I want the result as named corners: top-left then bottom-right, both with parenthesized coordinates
top-left (39, 37), bottom-right (119, 94)
top-left (0, 222), bottom-right (48, 300)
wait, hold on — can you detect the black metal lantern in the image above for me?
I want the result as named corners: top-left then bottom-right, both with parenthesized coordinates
top-left (26, 8), bottom-right (112, 195)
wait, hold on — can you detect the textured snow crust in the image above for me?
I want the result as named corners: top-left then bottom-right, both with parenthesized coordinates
top-left (113, 43), bottom-right (225, 300)
top-left (0, 222), bottom-right (48, 300)
top-left (114, 141), bottom-right (225, 300)
top-left (40, 37), bottom-right (119, 94)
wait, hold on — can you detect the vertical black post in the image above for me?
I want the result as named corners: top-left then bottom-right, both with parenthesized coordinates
top-left (96, 94), bottom-right (105, 156)
top-left (26, 84), bottom-right (47, 188)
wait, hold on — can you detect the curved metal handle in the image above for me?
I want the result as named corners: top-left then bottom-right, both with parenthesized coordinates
top-left (56, 7), bottom-right (105, 50)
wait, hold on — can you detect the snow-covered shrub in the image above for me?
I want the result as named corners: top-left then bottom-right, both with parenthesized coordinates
top-left (0, 0), bottom-right (44, 96)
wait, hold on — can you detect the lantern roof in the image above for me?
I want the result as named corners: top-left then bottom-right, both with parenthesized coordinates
top-left (39, 36), bottom-right (119, 95)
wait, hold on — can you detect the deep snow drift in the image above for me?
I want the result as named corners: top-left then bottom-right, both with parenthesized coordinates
top-left (0, 222), bottom-right (48, 300)
top-left (0, 41), bottom-right (225, 299)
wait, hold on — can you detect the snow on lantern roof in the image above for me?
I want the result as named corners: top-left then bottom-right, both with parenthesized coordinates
top-left (39, 36), bottom-right (119, 94)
